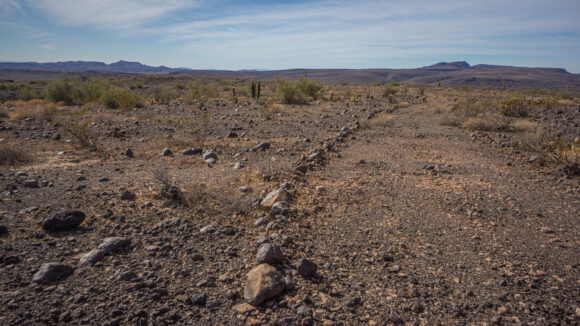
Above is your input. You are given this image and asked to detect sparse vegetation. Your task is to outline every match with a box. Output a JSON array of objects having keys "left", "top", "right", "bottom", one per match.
[
  {"left": 275, "top": 77, "right": 323, "bottom": 104},
  {"left": 0, "top": 141, "right": 32, "bottom": 166},
  {"left": 44, "top": 74, "right": 78, "bottom": 104},
  {"left": 60, "top": 107, "right": 96, "bottom": 150},
  {"left": 153, "top": 86, "right": 178, "bottom": 103},
  {"left": 8, "top": 100, "right": 57, "bottom": 121},
  {"left": 99, "top": 86, "right": 142, "bottom": 109}
]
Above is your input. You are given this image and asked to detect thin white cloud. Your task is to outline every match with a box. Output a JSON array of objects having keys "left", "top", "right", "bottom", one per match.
[
  {"left": 29, "top": 0, "right": 200, "bottom": 29},
  {"left": 0, "top": 0, "right": 23, "bottom": 15},
  {"left": 38, "top": 43, "right": 55, "bottom": 50}
]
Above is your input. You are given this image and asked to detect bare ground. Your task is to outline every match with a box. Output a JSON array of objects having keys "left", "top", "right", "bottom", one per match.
[{"left": 0, "top": 87, "right": 578, "bottom": 325}]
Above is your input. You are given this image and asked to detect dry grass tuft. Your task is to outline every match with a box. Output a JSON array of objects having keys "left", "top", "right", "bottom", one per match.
[
  {"left": 0, "top": 141, "right": 32, "bottom": 166},
  {"left": 8, "top": 100, "right": 57, "bottom": 121},
  {"left": 461, "top": 115, "right": 509, "bottom": 132}
]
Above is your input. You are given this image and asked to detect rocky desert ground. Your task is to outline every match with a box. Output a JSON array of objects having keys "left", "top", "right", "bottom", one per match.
[{"left": 0, "top": 75, "right": 578, "bottom": 325}]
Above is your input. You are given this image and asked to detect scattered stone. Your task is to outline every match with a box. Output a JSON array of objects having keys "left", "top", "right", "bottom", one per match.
[
  {"left": 254, "top": 217, "right": 269, "bottom": 227},
  {"left": 98, "top": 237, "right": 131, "bottom": 254},
  {"left": 260, "top": 188, "right": 289, "bottom": 209},
  {"left": 120, "top": 191, "right": 136, "bottom": 200},
  {"left": 153, "top": 218, "right": 182, "bottom": 229},
  {"left": 232, "top": 303, "right": 256, "bottom": 314},
  {"left": 182, "top": 148, "right": 202, "bottom": 155},
  {"left": 41, "top": 210, "right": 86, "bottom": 232},
  {"left": 23, "top": 179, "right": 39, "bottom": 188},
  {"left": 79, "top": 249, "right": 105, "bottom": 265},
  {"left": 295, "top": 258, "right": 317, "bottom": 277},
  {"left": 296, "top": 305, "right": 313, "bottom": 319},
  {"left": 125, "top": 148, "right": 134, "bottom": 158},
  {"left": 234, "top": 162, "right": 244, "bottom": 170},
  {"left": 257, "top": 243, "right": 284, "bottom": 264},
  {"left": 240, "top": 186, "right": 252, "bottom": 193},
  {"left": 221, "top": 226, "right": 236, "bottom": 235},
  {"left": 227, "top": 131, "right": 238, "bottom": 138},
  {"left": 200, "top": 225, "right": 216, "bottom": 234},
  {"left": 15, "top": 171, "right": 28, "bottom": 177},
  {"left": 388, "top": 265, "right": 401, "bottom": 273},
  {"left": 161, "top": 148, "right": 173, "bottom": 156},
  {"left": 244, "top": 263, "right": 285, "bottom": 306},
  {"left": 191, "top": 294, "right": 207, "bottom": 306},
  {"left": 294, "top": 165, "right": 308, "bottom": 174},
  {"left": 346, "top": 296, "right": 362, "bottom": 307},
  {"left": 76, "top": 175, "right": 86, "bottom": 181},
  {"left": 254, "top": 142, "right": 270, "bottom": 151},
  {"left": 527, "top": 154, "right": 540, "bottom": 163},
  {"left": 202, "top": 150, "right": 217, "bottom": 163},
  {"left": 98, "top": 177, "right": 110, "bottom": 182},
  {"left": 0, "top": 224, "right": 8, "bottom": 235},
  {"left": 270, "top": 201, "right": 289, "bottom": 216},
  {"left": 32, "top": 262, "right": 74, "bottom": 284},
  {"left": 116, "top": 270, "right": 137, "bottom": 281}
]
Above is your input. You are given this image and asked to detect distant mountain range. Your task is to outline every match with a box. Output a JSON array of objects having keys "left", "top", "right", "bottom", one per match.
[
  {"left": 0, "top": 60, "right": 174, "bottom": 74},
  {"left": 1, "top": 60, "right": 579, "bottom": 91}
]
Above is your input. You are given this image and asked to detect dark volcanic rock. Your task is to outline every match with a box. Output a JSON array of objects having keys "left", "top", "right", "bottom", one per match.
[
  {"left": 41, "top": 210, "right": 86, "bottom": 232},
  {"left": 295, "top": 258, "right": 317, "bottom": 277},
  {"left": 257, "top": 243, "right": 284, "bottom": 264},
  {"left": 79, "top": 249, "right": 105, "bottom": 265},
  {"left": 32, "top": 262, "right": 74, "bottom": 284}
]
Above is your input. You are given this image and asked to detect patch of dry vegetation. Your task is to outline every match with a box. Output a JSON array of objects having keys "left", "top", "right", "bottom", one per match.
[
  {"left": 7, "top": 100, "right": 57, "bottom": 121},
  {"left": 0, "top": 140, "right": 32, "bottom": 166}
]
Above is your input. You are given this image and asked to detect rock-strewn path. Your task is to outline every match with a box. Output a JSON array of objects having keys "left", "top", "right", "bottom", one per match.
[{"left": 297, "top": 98, "right": 579, "bottom": 324}]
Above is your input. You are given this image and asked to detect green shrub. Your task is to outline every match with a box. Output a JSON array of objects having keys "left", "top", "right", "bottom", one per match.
[
  {"left": 99, "top": 87, "right": 141, "bottom": 109},
  {"left": 17, "top": 86, "right": 42, "bottom": 101},
  {"left": 276, "top": 79, "right": 306, "bottom": 104},
  {"left": 79, "top": 78, "right": 109, "bottom": 103},
  {"left": 383, "top": 84, "right": 398, "bottom": 97},
  {"left": 153, "top": 86, "right": 178, "bottom": 103},
  {"left": 44, "top": 74, "right": 78, "bottom": 105},
  {"left": 184, "top": 80, "right": 219, "bottom": 103},
  {"left": 497, "top": 97, "right": 529, "bottom": 117},
  {"left": 275, "top": 77, "right": 323, "bottom": 104},
  {"left": 298, "top": 77, "right": 323, "bottom": 98}
]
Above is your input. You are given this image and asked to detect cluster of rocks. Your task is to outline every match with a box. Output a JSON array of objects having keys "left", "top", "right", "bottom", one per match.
[
  {"left": 242, "top": 185, "right": 318, "bottom": 308},
  {"left": 30, "top": 210, "right": 131, "bottom": 284}
]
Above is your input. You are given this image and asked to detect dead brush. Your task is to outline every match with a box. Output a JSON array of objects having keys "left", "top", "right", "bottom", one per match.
[
  {"left": 60, "top": 108, "right": 97, "bottom": 151},
  {"left": 152, "top": 167, "right": 186, "bottom": 204},
  {"left": 259, "top": 102, "right": 281, "bottom": 120},
  {"left": 0, "top": 140, "right": 32, "bottom": 166},
  {"left": 8, "top": 100, "right": 57, "bottom": 121},
  {"left": 520, "top": 129, "right": 580, "bottom": 176}
]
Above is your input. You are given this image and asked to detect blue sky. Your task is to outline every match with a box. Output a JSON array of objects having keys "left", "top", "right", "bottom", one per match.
[{"left": 1, "top": 0, "right": 579, "bottom": 72}]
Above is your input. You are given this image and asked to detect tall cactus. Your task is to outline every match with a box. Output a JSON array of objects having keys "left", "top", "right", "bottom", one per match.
[
  {"left": 251, "top": 82, "right": 256, "bottom": 99},
  {"left": 257, "top": 82, "right": 261, "bottom": 99}
]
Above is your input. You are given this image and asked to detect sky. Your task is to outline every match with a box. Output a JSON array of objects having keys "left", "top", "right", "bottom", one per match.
[{"left": 1, "top": 0, "right": 579, "bottom": 72}]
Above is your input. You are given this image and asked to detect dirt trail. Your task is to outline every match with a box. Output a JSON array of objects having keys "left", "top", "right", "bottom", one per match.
[{"left": 298, "top": 97, "right": 579, "bottom": 324}]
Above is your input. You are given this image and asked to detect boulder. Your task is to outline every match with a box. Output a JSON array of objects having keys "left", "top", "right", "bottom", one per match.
[
  {"left": 244, "top": 264, "right": 285, "bottom": 306},
  {"left": 41, "top": 210, "right": 86, "bottom": 232},
  {"left": 32, "top": 262, "right": 73, "bottom": 284}
]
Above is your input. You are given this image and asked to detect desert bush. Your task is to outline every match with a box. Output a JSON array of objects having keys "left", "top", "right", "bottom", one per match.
[
  {"left": 298, "top": 77, "right": 323, "bottom": 98},
  {"left": 184, "top": 80, "right": 219, "bottom": 103},
  {"left": 0, "top": 141, "right": 32, "bottom": 166},
  {"left": 44, "top": 74, "right": 79, "bottom": 105},
  {"left": 61, "top": 117, "right": 96, "bottom": 150},
  {"left": 8, "top": 100, "right": 57, "bottom": 121},
  {"left": 99, "top": 86, "right": 141, "bottom": 109},
  {"left": 275, "top": 77, "right": 323, "bottom": 104},
  {"left": 79, "top": 78, "right": 109, "bottom": 103},
  {"left": 153, "top": 86, "right": 178, "bottom": 103},
  {"left": 259, "top": 102, "right": 281, "bottom": 120},
  {"left": 497, "top": 97, "right": 529, "bottom": 117},
  {"left": 462, "top": 115, "right": 509, "bottom": 132},
  {"left": 17, "top": 86, "right": 42, "bottom": 101},
  {"left": 276, "top": 79, "right": 306, "bottom": 104},
  {"left": 383, "top": 83, "right": 398, "bottom": 97}
]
